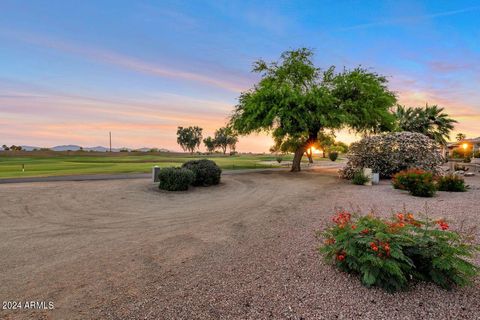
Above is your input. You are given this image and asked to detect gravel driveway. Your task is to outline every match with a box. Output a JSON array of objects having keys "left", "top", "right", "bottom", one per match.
[{"left": 1, "top": 170, "right": 479, "bottom": 319}]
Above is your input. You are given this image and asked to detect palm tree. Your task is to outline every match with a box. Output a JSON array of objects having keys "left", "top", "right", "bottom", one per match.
[
  {"left": 456, "top": 133, "right": 466, "bottom": 141},
  {"left": 394, "top": 104, "right": 457, "bottom": 145}
]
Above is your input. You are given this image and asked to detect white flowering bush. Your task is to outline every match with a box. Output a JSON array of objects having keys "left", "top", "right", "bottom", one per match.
[{"left": 341, "top": 132, "right": 444, "bottom": 179}]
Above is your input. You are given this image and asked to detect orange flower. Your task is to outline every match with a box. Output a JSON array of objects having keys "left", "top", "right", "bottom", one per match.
[
  {"left": 332, "top": 212, "right": 352, "bottom": 229},
  {"left": 336, "top": 251, "right": 346, "bottom": 261},
  {"left": 360, "top": 228, "right": 369, "bottom": 234},
  {"left": 407, "top": 213, "right": 414, "bottom": 220},
  {"left": 324, "top": 238, "right": 336, "bottom": 245},
  {"left": 370, "top": 242, "right": 379, "bottom": 251},
  {"left": 396, "top": 213, "right": 404, "bottom": 221},
  {"left": 435, "top": 219, "right": 449, "bottom": 231},
  {"left": 351, "top": 225, "right": 357, "bottom": 230}
]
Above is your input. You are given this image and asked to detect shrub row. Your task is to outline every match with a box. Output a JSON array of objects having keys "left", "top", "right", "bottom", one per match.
[
  {"left": 319, "top": 211, "right": 479, "bottom": 292},
  {"left": 158, "top": 159, "right": 222, "bottom": 191},
  {"left": 392, "top": 169, "right": 468, "bottom": 197}
]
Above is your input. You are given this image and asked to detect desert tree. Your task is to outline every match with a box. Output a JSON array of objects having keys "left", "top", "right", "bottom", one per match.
[
  {"left": 317, "top": 131, "right": 336, "bottom": 158},
  {"left": 230, "top": 48, "right": 397, "bottom": 171},
  {"left": 214, "top": 126, "right": 238, "bottom": 154},
  {"left": 8, "top": 145, "right": 22, "bottom": 151},
  {"left": 394, "top": 105, "right": 457, "bottom": 145},
  {"left": 176, "top": 126, "right": 203, "bottom": 154},
  {"left": 203, "top": 136, "right": 216, "bottom": 153}
]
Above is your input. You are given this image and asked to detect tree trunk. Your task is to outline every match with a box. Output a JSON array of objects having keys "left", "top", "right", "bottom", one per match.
[{"left": 291, "top": 146, "right": 304, "bottom": 172}]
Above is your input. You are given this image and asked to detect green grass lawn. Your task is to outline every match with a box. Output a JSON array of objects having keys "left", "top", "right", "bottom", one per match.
[{"left": 0, "top": 151, "right": 334, "bottom": 179}]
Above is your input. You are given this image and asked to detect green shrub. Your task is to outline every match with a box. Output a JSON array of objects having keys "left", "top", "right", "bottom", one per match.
[
  {"left": 276, "top": 156, "right": 283, "bottom": 163},
  {"left": 464, "top": 156, "right": 472, "bottom": 163},
  {"left": 474, "top": 151, "right": 480, "bottom": 158},
  {"left": 182, "top": 159, "right": 222, "bottom": 186},
  {"left": 437, "top": 174, "right": 468, "bottom": 192},
  {"left": 158, "top": 167, "right": 195, "bottom": 191},
  {"left": 452, "top": 149, "right": 464, "bottom": 159},
  {"left": 392, "top": 169, "right": 436, "bottom": 197},
  {"left": 318, "top": 211, "right": 479, "bottom": 292},
  {"left": 328, "top": 151, "right": 338, "bottom": 161},
  {"left": 352, "top": 170, "right": 369, "bottom": 185}
]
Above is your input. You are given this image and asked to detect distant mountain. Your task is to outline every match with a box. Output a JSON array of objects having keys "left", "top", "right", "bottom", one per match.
[
  {"left": 134, "top": 147, "right": 171, "bottom": 152},
  {"left": 21, "top": 145, "right": 41, "bottom": 151},
  {"left": 84, "top": 146, "right": 110, "bottom": 152},
  {"left": 15, "top": 145, "right": 171, "bottom": 152},
  {"left": 51, "top": 145, "right": 82, "bottom": 151}
]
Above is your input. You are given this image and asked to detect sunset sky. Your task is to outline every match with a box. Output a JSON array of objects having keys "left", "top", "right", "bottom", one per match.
[{"left": 1, "top": 1, "right": 479, "bottom": 152}]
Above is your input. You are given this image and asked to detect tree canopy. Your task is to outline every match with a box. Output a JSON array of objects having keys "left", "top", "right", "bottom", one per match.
[
  {"left": 176, "top": 126, "right": 203, "bottom": 154},
  {"left": 214, "top": 126, "right": 238, "bottom": 154},
  {"left": 230, "top": 48, "right": 397, "bottom": 171},
  {"left": 456, "top": 133, "right": 466, "bottom": 142},
  {"left": 203, "top": 136, "right": 216, "bottom": 153},
  {"left": 394, "top": 105, "right": 456, "bottom": 145}
]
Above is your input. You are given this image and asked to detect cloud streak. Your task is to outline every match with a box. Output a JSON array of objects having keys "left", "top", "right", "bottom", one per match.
[
  {"left": 340, "top": 5, "right": 480, "bottom": 31},
  {"left": 0, "top": 30, "right": 248, "bottom": 93}
]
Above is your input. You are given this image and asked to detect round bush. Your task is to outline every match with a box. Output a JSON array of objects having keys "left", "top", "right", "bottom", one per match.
[
  {"left": 392, "top": 169, "right": 436, "bottom": 197},
  {"left": 328, "top": 151, "right": 338, "bottom": 161},
  {"left": 341, "top": 132, "right": 443, "bottom": 179},
  {"left": 158, "top": 167, "right": 195, "bottom": 191},
  {"left": 437, "top": 174, "right": 468, "bottom": 192},
  {"left": 182, "top": 159, "right": 222, "bottom": 186}
]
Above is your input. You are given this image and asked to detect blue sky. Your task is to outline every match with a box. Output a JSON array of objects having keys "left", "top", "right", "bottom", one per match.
[{"left": 1, "top": 0, "right": 479, "bottom": 151}]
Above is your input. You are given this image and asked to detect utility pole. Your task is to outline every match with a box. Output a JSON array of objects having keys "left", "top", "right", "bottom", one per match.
[{"left": 109, "top": 132, "right": 112, "bottom": 152}]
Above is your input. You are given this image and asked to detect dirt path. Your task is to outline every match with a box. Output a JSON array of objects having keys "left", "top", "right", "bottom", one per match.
[{"left": 1, "top": 170, "right": 479, "bottom": 319}]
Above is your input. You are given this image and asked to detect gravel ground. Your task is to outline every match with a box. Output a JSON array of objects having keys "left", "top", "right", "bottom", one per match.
[{"left": 1, "top": 169, "right": 479, "bottom": 319}]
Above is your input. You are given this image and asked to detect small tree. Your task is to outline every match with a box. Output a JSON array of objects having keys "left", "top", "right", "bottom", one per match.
[
  {"left": 227, "top": 134, "right": 238, "bottom": 154},
  {"left": 2, "top": 145, "right": 9, "bottom": 151},
  {"left": 214, "top": 126, "right": 237, "bottom": 154},
  {"left": 456, "top": 133, "right": 466, "bottom": 141},
  {"left": 318, "top": 131, "right": 336, "bottom": 158},
  {"left": 177, "top": 126, "right": 203, "bottom": 154},
  {"left": 203, "top": 137, "right": 216, "bottom": 153},
  {"left": 230, "top": 48, "right": 397, "bottom": 171},
  {"left": 9, "top": 145, "right": 22, "bottom": 151}
]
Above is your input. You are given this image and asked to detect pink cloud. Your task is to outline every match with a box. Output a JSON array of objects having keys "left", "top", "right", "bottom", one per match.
[{"left": 0, "top": 30, "right": 249, "bottom": 93}]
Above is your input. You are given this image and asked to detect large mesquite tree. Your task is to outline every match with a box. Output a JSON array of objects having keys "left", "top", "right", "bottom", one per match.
[{"left": 230, "top": 48, "right": 397, "bottom": 171}]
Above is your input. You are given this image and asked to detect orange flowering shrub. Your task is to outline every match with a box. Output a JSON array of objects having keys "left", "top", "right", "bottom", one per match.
[
  {"left": 318, "top": 211, "right": 479, "bottom": 292},
  {"left": 392, "top": 169, "right": 436, "bottom": 197}
]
